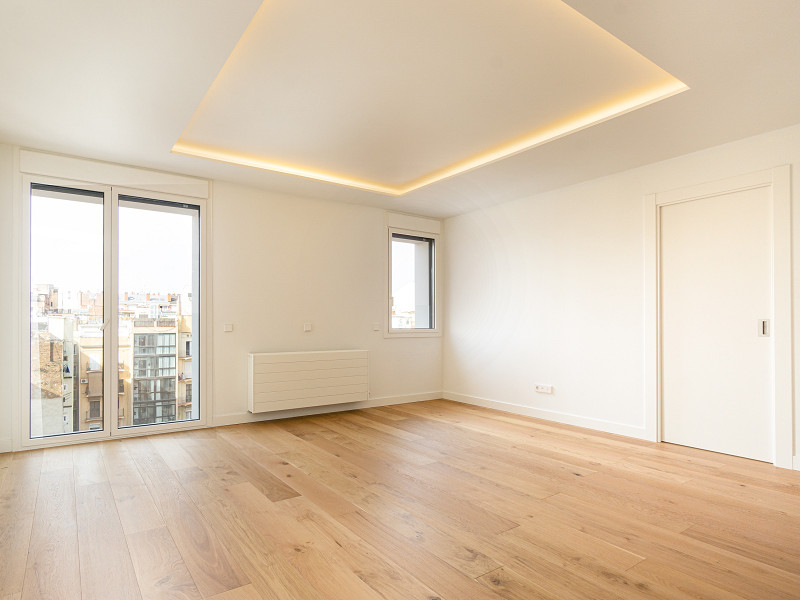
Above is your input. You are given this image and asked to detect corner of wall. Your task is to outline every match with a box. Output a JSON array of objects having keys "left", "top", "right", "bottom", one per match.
[{"left": 443, "top": 391, "right": 649, "bottom": 441}]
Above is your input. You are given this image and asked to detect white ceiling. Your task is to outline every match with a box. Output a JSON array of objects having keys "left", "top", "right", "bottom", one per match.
[
  {"left": 0, "top": 0, "right": 798, "bottom": 218},
  {"left": 174, "top": 0, "right": 685, "bottom": 195}
]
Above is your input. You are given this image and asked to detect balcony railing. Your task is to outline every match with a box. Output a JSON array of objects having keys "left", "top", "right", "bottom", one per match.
[
  {"left": 133, "top": 396, "right": 177, "bottom": 404},
  {"left": 133, "top": 318, "right": 176, "bottom": 328}
]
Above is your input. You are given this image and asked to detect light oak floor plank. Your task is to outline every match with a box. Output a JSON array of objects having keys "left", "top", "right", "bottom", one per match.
[
  {"left": 0, "top": 452, "right": 42, "bottom": 599},
  {"left": 127, "top": 526, "right": 203, "bottom": 600},
  {"left": 21, "top": 469, "right": 80, "bottom": 600},
  {"left": 2, "top": 400, "right": 799, "bottom": 599},
  {"left": 40, "top": 447, "right": 72, "bottom": 473},
  {"left": 125, "top": 438, "right": 249, "bottom": 598},
  {"left": 101, "top": 440, "right": 165, "bottom": 536},
  {"left": 72, "top": 442, "right": 108, "bottom": 486},
  {"left": 206, "top": 584, "right": 264, "bottom": 600},
  {"left": 75, "top": 481, "right": 141, "bottom": 600}
]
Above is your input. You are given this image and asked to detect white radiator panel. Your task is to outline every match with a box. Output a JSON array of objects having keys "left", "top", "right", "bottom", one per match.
[{"left": 248, "top": 350, "right": 368, "bottom": 413}]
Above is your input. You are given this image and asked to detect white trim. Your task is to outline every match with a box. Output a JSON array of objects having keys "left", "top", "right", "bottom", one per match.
[
  {"left": 643, "top": 193, "right": 659, "bottom": 442},
  {"left": 644, "top": 166, "right": 793, "bottom": 469},
  {"left": 202, "top": 183, "right": 214, "bottom": 435},
  {"left": 0, "top": 438, "right": 12, "bottom": 454},
  {"left": 10, "top": 148, "right": 22, "bottom": 451},
  {"left": 386, "top": 212, "right": 441, "bottom": 234},
  {"left": 107, "top": 177, "right": 118, "bottom": 437},
  {"left": 19, "top": 149, "right": 209, "bottom": 199},
  {"left": 212, "top": 391, "right": 442, "bottom": 426},
  {"left": 11, "top": 419, "right": 215, "bottom": 451},
  {"left": 443, "top": 391, "right": 648, "bottom": 440},
  {"left": 771, "top": 165, "right": 793, "bottom": 469},
  {"left": 20, "top": 175, "right": 112, "bottom": 449},
  {"left": 110, "top": 187, "right": 210, "bottom": 436},
  {"left": 650, "top": 169, "right": 773, "bottom": 206}
]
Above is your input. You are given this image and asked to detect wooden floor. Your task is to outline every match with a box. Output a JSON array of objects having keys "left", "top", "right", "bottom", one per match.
[{"left": 1, "top": 400, "right": 800, "bottom": 600}]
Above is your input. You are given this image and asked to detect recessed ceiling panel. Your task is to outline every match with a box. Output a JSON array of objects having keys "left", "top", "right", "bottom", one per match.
[{"left": 174, "top": 0, "right": 687, "bottom": 195}]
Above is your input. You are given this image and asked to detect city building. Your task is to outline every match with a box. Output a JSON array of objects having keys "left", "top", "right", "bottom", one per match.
[{"left": 29, "top": 290, "right": 192, "bottom": 436}]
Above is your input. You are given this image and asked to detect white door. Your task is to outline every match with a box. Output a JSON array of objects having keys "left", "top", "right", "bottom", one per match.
[{"left": 660, "top": 186, "right": 772, "bottom": 462}]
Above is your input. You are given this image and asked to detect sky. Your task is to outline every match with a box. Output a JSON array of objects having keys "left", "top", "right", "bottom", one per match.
[
  {"left": 31, "top": 192, "right": 417, "bottom": 310},
  {"left": 391, "top": 239, "right": 417, "bottom": 311},
  {"left": 30, "top": 194, "right": 195, "bottom": 295}
]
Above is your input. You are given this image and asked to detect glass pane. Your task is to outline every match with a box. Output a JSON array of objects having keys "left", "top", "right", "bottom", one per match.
[
  {"left": 118, "top": 196, "right": 199, "bottom": 428},
  {"left": 391, "top": 234, "right": 434, "bottom": 329},
  {"left": 30, "top": 185, "right": 104, "bottom": 438}
]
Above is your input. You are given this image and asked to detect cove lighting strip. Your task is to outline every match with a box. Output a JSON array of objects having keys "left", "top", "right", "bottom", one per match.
[{"left": 172, "top": 79, "right": 687, "bottom": 197}]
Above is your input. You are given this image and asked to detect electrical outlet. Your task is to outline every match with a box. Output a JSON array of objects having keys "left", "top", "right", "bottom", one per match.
[{"left": 535, "top": 384, "right": 553, "bottom": 394}]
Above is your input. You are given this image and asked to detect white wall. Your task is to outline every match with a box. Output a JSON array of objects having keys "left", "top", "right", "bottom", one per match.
[
  {"left": 444, "top": 123, "right": 800, "bottom": 456},
  {"left": 0, "top": 150, "right": 441, "bottom": 451},
  {"left": 4, "top": 123, "right": 799, "bottom": 460},
  {"left": 209, "top": 181, "right": 442, "bottom": 425},
  {"left": 0, "top": 144, "right": 14, "bottom": 451}
]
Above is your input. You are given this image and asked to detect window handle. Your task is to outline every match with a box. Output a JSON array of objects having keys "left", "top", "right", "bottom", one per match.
[{"left": 100, "top": 319, "right": 110, "bottom": 331}]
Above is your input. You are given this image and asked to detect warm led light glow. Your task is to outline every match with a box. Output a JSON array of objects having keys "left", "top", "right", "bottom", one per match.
[
  {"left": 401, "top": 78, "right": 689, "bottom": 193},
  {"left": 171, "top": 142, "right": 401, "bottom": 195},
  {"left": 172, "top": 78, "right": 687, "bottom": 196}
]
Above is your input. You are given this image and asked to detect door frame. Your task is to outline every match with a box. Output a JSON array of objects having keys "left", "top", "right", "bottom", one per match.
[
  {"left": 18, "top": 174, "right": 112, "bottom": 448},
  {"left": 644, "top": 166, "right": 793, "bottom": 468},
  {"left": 12, "top": 149, "right": 212, "bottom": 451},
  {"left": 110, "top": 187, "right": 209, "bottom": 438}
]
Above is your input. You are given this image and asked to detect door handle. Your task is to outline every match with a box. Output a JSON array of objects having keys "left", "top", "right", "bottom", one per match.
[{"left": 758, "top": 319, "right": 770, "bottom": 337}]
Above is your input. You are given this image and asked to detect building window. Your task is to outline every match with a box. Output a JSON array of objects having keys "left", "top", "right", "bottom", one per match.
[
  {"left": 135, "top": 357, "right": 155, "bottom": 378},
  {"left": 389, "top": 232, "right": 436, "bottom": 331},
  {"left": 156, "top": 355, "right": 176, "bottom": 376},
  {"left": 157, "top": 333, "right": 176, "bottom": 355},
  {"left": 89, "top": 400, "right": 101, "bottom": 419}
]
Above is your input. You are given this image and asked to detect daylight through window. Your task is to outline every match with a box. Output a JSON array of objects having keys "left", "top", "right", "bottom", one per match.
[{"left": 390, "top": 232, "right": 435, "bottom": 330}]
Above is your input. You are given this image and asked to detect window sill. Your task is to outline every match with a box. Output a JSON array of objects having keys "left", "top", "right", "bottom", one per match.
[{"left": 385, "top": 329, "right": 441, "bottom": 339}]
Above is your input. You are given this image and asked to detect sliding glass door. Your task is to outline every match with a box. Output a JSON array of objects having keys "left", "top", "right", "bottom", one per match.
[
  {"left": 26, "top": 178, "right": 202, "bottom": 443},
  {"left": 29, "top": 184, "right": 106, "bottom": 438},
  {"left": 117, "top": 195, "right": 200, "bottom": 429}
]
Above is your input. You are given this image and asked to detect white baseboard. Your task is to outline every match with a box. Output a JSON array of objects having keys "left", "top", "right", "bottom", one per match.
[
  {"left": 0, "top": 438, "right": 12, "bottom": 453},
  {"left": 793, "top": 455, "right": 800, "bottom": 471},
  {"left": 443, "top": 391, "right": 648, "bottom": 440},
  {"left": 212, "top": 391, "right": 442, "bottom": 427}
]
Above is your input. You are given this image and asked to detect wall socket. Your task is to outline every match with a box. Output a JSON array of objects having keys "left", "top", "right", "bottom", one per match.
[{"left": 534, "top": 384, "right": 553, "bottom": 394}]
